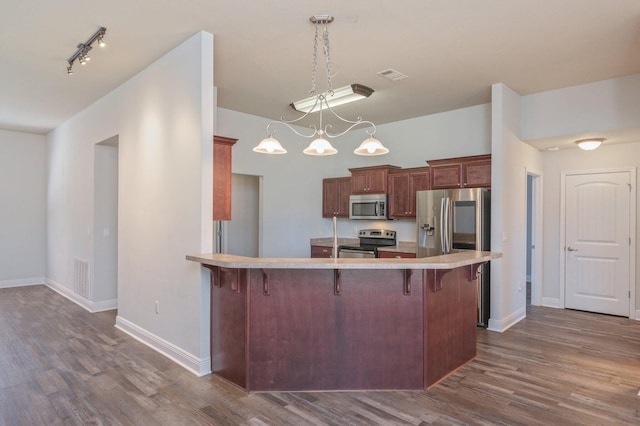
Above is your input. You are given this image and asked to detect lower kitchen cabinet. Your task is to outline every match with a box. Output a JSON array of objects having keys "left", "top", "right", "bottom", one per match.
[
  {"left": 311, "top": 245, "right": 333, "bottom": 258},
  {"left": 378, "top": 250, "right": 416, "bottom": 259}
]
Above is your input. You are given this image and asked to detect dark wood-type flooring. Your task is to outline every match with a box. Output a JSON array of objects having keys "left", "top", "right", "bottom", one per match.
[{"left": 1, "top": 285, "right": 639, "bottom": 425}]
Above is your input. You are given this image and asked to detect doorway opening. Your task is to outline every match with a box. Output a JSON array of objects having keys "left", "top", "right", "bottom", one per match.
[
  {"left": 216, "top": 174, "right": 261, "bottom": 257},
  {"left": 526, "top": 170, "right": 542, "bottom": 307},
  {"left": 93, "top": 136, "right": 119, "bottom": 309}
]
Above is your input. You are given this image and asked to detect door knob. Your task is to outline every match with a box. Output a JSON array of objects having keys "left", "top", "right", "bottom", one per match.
[{"left": 567, "top": 247, "right": 578, "bottom": 252}]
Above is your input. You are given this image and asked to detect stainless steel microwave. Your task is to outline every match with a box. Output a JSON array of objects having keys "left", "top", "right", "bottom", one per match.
[{"left": 349, "top": 194, "right": 388, "bottom": 220}]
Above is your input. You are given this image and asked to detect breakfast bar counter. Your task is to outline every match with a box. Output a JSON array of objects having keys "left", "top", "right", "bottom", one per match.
[{"left": 187, "top": 251, "right": 501, "bottom": 392}]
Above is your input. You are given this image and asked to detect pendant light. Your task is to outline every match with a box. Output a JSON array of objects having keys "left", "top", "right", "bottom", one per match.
[{"left": 253, "top": 15, "right": 388, "bottom": 157}]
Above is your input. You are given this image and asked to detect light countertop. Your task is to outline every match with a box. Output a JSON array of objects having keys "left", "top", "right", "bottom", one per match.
[{"left": 186, "top": 250, "right": 501, "bottom": 270}]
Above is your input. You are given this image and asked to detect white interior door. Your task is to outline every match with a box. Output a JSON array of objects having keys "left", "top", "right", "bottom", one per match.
[{"left": 564, "top": 171, "right": 631, "bottom": 316}]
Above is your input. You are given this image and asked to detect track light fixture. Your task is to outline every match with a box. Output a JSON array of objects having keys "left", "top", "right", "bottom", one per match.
[{"left": 67, "top": 27, "right": 107, "bottom": 75}]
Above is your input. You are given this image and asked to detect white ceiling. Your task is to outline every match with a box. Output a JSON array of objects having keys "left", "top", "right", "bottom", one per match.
[{"left": 2, "top": 0, "right": 640, "bottom": 151}]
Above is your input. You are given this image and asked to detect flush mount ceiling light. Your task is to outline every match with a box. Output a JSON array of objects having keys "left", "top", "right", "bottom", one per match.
[
  {"left": 253, "top": 15, "right": 388, "bottom": 157},
  {"left": 67, "top": 27, "right": 107, "bottom": 75},
  {"left": 575, "top": 138, "right": 605, "bottom": 150}
]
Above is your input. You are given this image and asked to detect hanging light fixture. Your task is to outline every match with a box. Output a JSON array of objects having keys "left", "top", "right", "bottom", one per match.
[
  {"left": 67, "top": 27, "right": 107, "bottom": 75},
  {"left": 253, "top": 15, "right": 388, "bottom": 157},
  {"left": 575, "top": 138, "right": 605, "bottom": 150}
]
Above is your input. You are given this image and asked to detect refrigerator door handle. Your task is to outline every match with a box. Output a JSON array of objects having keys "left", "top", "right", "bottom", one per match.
[
  {"left": 439, "top": 198, "right": 446, "bottom": 253},
  {"left": 444, "top": 197, "right": 450, "bottom": 253}
]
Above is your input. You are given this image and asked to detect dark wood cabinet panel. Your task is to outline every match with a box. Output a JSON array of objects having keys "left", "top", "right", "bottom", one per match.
[
  {"left": 206, "top": 264, "right": 480, "bottom": 392},
  {"left": 364, "top": 169, "right": 387, "bottom": 193},
  {"left": 388, "top": 167, "right": 430, "bottom": 218},
  {"left": 213, "top": 135, "right": 237, "bottom": 221},
  {"left": 349, "top": 165, "right": 400, "bottom": 194},
  {"left": 248, "top": 269, "right": 424, "bottom": 391},
  {"left": 248, "top": 269, "right": 339, "bottom": 391},
  {"left": 310, "top": 245, "right": 333, "bottom": 258},
  {"left": 424, "top": 267, "right": 477, "bottom": 388},
  {"left": 322, "top": 177, "right": 351, "bottom": 218},
  {"left": 427, "top": 155, "right": 491, "bottom": 190},
  {"left": 350, "top": 171, "right": 369, "bottom": 194},
  {"left": 207, "top": 266, "right": 247, "bottom": 388},
  {"left": 389, "top": 173, "right": 411, "bottom": 217},
  {"left": 337, "top": 270, "right": 424, "bottom": 390},
  {"left": 463, "top": 157, "right": 492, "bottom": 188},
  {"left": 430, "top": 163, "right": 463, "bottom": 189},
  {"left": 378, "top": 250, "right": 416, "bottom": 259}
]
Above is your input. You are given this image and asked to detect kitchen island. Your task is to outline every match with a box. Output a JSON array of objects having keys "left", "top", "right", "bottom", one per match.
[{"left": 186, "top": 251, "right": 501, "bottom": 392}]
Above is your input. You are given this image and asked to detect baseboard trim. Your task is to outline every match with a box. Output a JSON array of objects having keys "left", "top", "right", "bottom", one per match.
[
  {"left": 115, "top": 315, "right": 211, "bottom": 377},
  {"left": 542, "top": 297, "right": 561, "bottom": 308},
  {"left": 45, "top": 278, "right": 117, "bottom": 313},
  {"left": 487, "top": 306, "right": 526, "bottom": 333},
  {"left": 0, "top": 277, "right": 45, "bottom": 289},
  {"left": 635, "top": 310, "right": 640, "bottom": 321}
]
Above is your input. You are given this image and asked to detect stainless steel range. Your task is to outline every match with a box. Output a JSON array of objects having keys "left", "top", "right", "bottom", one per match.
[{"left": 338, "top": 229, "right": 397, "bottom": 258}]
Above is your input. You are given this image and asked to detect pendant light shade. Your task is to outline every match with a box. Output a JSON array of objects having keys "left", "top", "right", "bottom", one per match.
[
  {"left": 354, "top": 136, "right": 389, "bottom": 156},
  {"left": 303, "top": 137, "right": 337, "bottom": 156},
  {"left": 253, "top": 136, "right": 287, "bottom": 154}
]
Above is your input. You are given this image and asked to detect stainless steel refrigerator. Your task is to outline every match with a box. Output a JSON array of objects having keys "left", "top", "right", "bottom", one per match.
[{"left": 416, "top": 188, "right": 491, "bottom": 327}]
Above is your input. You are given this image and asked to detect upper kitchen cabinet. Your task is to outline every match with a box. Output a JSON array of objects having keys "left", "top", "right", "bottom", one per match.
[
  {"left": 322, "top": 177, "right": 351, "bottom": 218},
  {"left": 388, "top": 167, "right": 430, "bottom": 219},
  {"left": 213, "top": 135, "right": 237, "bottom": 221},
  {"left": 427, "top": 154, "right": 491, "bottom": 189},
  {"left": 349, "top": 165, "right": 400, "bottom": 194}
]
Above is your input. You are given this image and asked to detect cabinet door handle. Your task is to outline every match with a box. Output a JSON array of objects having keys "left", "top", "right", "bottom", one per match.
[{"left": 567, "top": 247, "right": 578, "bottom": 252}]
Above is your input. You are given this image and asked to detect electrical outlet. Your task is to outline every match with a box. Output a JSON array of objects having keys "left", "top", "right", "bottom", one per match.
[{"left": 154, "top": 300, "right": 160, "bottom": 315}]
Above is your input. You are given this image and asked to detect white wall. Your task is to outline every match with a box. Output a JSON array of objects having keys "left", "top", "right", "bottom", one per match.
[
  {"left": 521, "top": 73, "right": 640, "bottom": 140},
  {"left": 490, "top": 83, "right": 544, "bottom": 332},
  {"left": 0, "top": 129, "right": 46, "bottom": 287},
  {"left": 46, "top": 32, "right": 214, "bottom": 374},
  {"left": 216, "top": 103, "right": 491, "bottom": 256}
]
